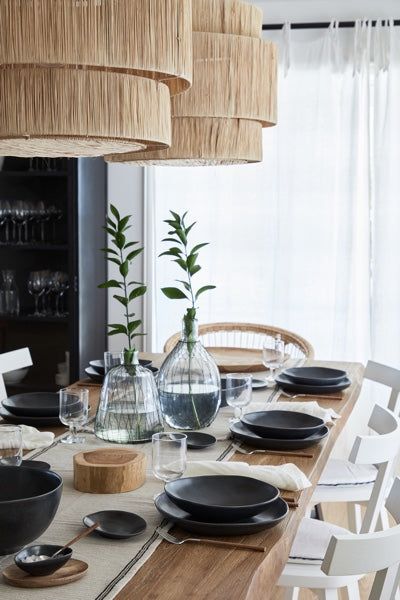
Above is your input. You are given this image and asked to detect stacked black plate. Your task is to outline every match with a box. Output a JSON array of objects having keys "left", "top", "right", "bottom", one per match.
[
  {"left": 230, "top": 409, "right": 329, "bottom": 450},
  {"left": 85, "top": 358, "right": 158, "bottom": 383},
  {"left": 0, "top": 392, "right": 61, "bottom": 426},
  {"left": 155, "top": 475, "right": 288, "bottom": 535},
  {"left": 276, "top": 366, "right": 351, "bottom": 395}
]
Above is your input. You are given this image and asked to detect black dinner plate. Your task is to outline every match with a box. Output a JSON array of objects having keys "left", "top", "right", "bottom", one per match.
[
  {"left": 283, "top": 367, "right": 347, "bottom": 386},
  {"left": 3, "top": 392, "right": 59, "bottom": 417},
  {"left": 164, "top": 475, "right": 279, "bottom": 522},
  {"left": 241, "top": 410, "right": 325, "bottom": 440},
  {"left": 186, "top": 432, "right": 216, "bottom": 450},
  {"left": 21, "top": 460, "right": 51, "bottom": 470},
  {"left": 83, "top": 510, "right": 147, "bottom": 539},
  {"left": 275, "top": 372, "right": 351, "bottom": 395},
  {"left": 155, "top": 493, "right": 289, "bottom": 536},
  {"left": 230, "top": 420, "right": 329, "bottom": 450},
  {"left": 90, "top": 358, "right": 153, "bottom": 376},
  {"left": 0, "top": 405, "right": 61, "bottom": 426}
]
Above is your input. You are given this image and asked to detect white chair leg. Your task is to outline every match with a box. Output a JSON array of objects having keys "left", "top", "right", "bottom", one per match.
[
  {"left": 345, "top": 581, "right": 360, "bottom": 600},
  {"left": 280, "top": 587, "right": 299, "bottom": 600},
  {"left": 376, "top": 507, "right": 390, "bottom": 531},
  {"left": 311, "top": 588, "right": 339, "bottom": 599},
  {"left": 347, "top": 503, "right": 362, "bottom": 533}
]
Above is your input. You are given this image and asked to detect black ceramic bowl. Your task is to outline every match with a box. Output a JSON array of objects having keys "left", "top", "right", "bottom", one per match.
[
  {"left": 241, "top": 410, "right": 325, "bottom": 440},
  {"left": 90, "top": 358, "right": 153, "bottom": 376},
  {"left": 165, "top": 475, "right": 279, "bottom": 522},
  {"left": 15, "top": 544, "right": 72, "bottom": 576},
  {"left": 0, "top": 466, "right": 63, "bottom": 555}
]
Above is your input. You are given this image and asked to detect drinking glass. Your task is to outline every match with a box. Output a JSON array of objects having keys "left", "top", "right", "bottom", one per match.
[
  {"left": 0, "top": 425, "right": 22, "bottom": 466},
  {"left": 152, "top": 432, "right": 187, "bottom": 490},
  {"left": 225, "top": 373, "right": 252, "bottom": 422},
  {"left": 262, "top": 335, "right": 285, "bottom": 387},
  {"left": 104, "top": 351, "right": 123, "bottom": 374},
  {"left": 59, "top": 387, "right": 89, "bottom": 444},
  {"left": 27, "top": 270, "right": 46, "bottom": 316}
]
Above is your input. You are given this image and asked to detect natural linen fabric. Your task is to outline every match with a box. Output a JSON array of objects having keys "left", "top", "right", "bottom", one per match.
[
  {"left": 244, "top": 401, "right": 340, "bottom": 424},
  {"left": 185, "top": 460, "right": 311, "bottom": 492}
]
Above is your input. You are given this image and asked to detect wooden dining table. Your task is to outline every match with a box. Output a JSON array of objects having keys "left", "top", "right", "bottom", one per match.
[{"left": 10, "top": 356, "right": 364, "bottom": 600}]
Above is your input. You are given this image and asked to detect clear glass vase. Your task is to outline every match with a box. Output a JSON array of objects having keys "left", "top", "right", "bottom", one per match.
[
  {"left": 94, "top": 350, "right": 164, "bottom": 443},
  {"left": 158, "top": 318, "right": 221, "bottom": 430}
]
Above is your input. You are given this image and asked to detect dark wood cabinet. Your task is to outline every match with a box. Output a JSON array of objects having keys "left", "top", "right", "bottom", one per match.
[{"left": 0, "top": 157, "right": 107, "bottom": 393}]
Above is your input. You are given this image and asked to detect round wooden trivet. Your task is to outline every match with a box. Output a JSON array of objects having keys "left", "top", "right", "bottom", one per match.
[
  {"left": 3, "top": 559, "right": 88, "bottom": 588},
  {"left": 73, "top": 447, "right": 147, "bottom": 494}
]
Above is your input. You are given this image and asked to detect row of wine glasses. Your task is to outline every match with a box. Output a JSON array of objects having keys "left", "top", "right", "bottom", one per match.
[
  {"left": 27, "top": 270, "right": 69, "bottom": 317},
  {"left": 0, "top": 270, "right": 20, "bottom": 316},
  {"left": 0, "top": 199, "right": 63, "bottom": 245}
]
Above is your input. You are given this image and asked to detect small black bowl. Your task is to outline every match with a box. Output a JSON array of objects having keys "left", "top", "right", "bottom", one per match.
[
  {"left": 15, "top": 544, "right": 72, "bottom": 577},
  {"left": 241, "top": 410, "right": 325, "bottom": 440}
]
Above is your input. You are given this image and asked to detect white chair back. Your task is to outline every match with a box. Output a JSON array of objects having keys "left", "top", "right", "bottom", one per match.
[
  {"left": 348, "top": 404, "right": 400, "bottom": 534},
  {"left": 322, "top": 477, "right": 400, "bottom": 600},
  {"left": 364, "top": 360, "right": 400, "bottom": 415},
  {"left": 0, "top": 348, "right": 32, "bottom": 401}
]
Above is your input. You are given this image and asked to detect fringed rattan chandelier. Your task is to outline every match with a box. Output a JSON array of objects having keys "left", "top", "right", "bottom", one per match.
[
  {"left": 0, "top": 0, "right": 193, "bottom": 157},
  {"left": 105, "top": 0, "right": 277, "bottom": 166}
]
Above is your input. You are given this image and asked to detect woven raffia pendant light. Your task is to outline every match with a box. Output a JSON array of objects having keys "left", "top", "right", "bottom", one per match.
[
  {"left": 0, "top": 0, "right": 193, "bottom": 157},
  {"left": 105, "top": 0, "right": 277, "bottom": 166}
]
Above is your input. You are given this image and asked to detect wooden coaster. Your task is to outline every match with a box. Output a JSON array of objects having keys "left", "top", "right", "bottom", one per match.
[
  {"left": 3, "top": 559, "right": 88, "bottom": 588},
  {"left": 73, "top": 447, "right": 147, "bottom": 494}
]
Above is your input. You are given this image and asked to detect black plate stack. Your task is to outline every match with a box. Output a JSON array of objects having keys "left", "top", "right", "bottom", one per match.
[
  {"left": 275, "top": 366, "right": 351, "bottom": 395},
  {"left": 154, "top": 475, "right": 289, "bottom": 535},
  {"left": 85, "top": 359, "right": 158, "bottom": 383},
  {"left": 0, "top": 392, "right": 61, "bottom": 426}
]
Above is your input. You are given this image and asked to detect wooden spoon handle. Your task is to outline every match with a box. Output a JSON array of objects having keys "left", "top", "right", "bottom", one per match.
[
  {"left": 191, "top": 538, "right": 266, "bottom": 552},
  {"left": 53, "top": 522, "right": 99, "bottom": 556}
]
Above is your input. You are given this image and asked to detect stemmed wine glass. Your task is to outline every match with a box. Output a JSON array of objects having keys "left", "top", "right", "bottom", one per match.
[
  {"left": 225, "top": 373, "right": 252, "bottom": 422},
  {"left": 59, "top": 387, "right": 89, "bottom": 444},
  {"left": 27, "top": 271, "right": 46, "bottom": 316},
  {"left": 152, "top": 433, "right": 187, "bottom": 497},
  {"left": 53, "top": 271, "right": 69, "bottom": 316},
  {"left": 262, "top": 334, "right": 285, "bottom": 387}
]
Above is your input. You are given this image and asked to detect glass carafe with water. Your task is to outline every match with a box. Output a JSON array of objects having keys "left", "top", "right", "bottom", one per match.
[{"left": 157, "top": 318, "right": 221, "bottom": 430}]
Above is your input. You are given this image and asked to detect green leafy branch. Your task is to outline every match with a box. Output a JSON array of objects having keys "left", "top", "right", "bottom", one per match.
[
  {"left": 159, "top": 210, "right": 215, "bottom": 326},
  {"left": 98, "top": 204, "right": 146, "bottom": 360}
]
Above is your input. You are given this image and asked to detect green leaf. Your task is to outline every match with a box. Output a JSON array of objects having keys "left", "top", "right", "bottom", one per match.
[
  {"left": 170, "top": 210, "right": 181, "bottom": 222},
  {"left": 115, "top": 232, "right": 126, "bottom": 250},
  {"left": 98, "top": 280, "right": 121, "bottom": 289},
  {"left": 118, "top": 216, "right": 130, "bottom": 232},
  {"left": 129, "top": 286, "right": 147, "bottom": 301},
  {"left": 159, "top": 248, "right": 182, "bottom": 258},
  {"left": 174, "top": 258, "right": 188, "bottom": 272},
  {"left": 104, "top": 226, "right": 116, "bottom": 237},
  {"left": 190, "top": 242, "right": 209, "bottom": 255},
  {"left": 127, "top": 281, "right": 144, "bottom": 287},
  {"left": 107, "top": 257, "right": 121, "bottom": 266},
  {"left": 119, "top": 261, "right": 129, "bottom": 278},
  {"left": 110, "top": 204, "right": 121, "bottom": 221},
  {"left": 107, "top": 324, "right": 127, "bottom": 334},
  {"left": 195, "top": 285, "right": 216, "bottom": 300},
  {"left": 186, "top": 253, "right": 198, "bottom": 271},
  {"left": 108, "top": 329, "right": 124, "bottom": 337},
  {"left": 125, "top": 241, "right": 139, "bottom": 249},
  {"left": 128, "top": 320, "right": 142, "bottom": 334},
  {"left": 162, "top": 237, "right": 180, "bottom": 244},
  {"left": 161, "top": 287, "right": 188, "bottom": 300},
  {"left": 101, "top": 247, "right": 119, "bottom": 256},
  {"left": 176, "top": 279, "right": 191, "bottom": 292},
  {"left": 126, "top": 248, "right": 143, "bottom": 262},
  {"left": 185, "top": 221, "right": 196, "bottom": 235},
  {"left": 113, "top": 294, "right": 129, "bottom": 307},
  {"left": 106, "top": 217, "right": 117, "bottom": 230},
  {"left": 175, "top": 228, "right": 187, "bottom": 245},
  {"left": 190, "top": 264, "right": 201, "bottom": 276}
]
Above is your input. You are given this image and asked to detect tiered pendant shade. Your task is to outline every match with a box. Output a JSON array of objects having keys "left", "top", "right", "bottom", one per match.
[
  {"left": 0, "top": 0, "right": 193, "bottom": 157},
  {"left": 106, "top": 0, "right": 277, "bottom": 166}
]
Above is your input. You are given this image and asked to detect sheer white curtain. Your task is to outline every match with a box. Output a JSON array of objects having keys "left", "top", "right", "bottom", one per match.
[{"left": 147, "top": 24, "right": 375, "bottom": 361}]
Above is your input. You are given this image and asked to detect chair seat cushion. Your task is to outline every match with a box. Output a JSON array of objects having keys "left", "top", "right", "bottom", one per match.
[
  {"left": 288, "top": 517, "right": 350, "bottom": 564},
  {"left": 317, "top": 459, "right": 378, "bottom": 487}
]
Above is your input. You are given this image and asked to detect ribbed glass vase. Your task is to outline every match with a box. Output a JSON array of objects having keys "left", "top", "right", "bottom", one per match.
[
  {"left": 157, "top": 318, "right": 221, "bottom": 430},
  {"left": 95, "top": 350, "right": 163, "bottom": 443}
]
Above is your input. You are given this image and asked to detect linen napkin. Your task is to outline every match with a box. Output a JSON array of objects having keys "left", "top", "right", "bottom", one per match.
[
  {"left": 0, "top": 425, "right": 55, "bottom": 451},
  {"left": 244, "top": 401, "right": 340, "bottom": 424},
  {"left": 185, "top": 460, "right": 311, "bottom": 492}
]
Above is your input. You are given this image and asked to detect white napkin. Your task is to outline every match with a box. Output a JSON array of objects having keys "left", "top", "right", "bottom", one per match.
[
  {"left": 185, "top": 460, "right": 311, "bottom": 492},
  {"left": 244, "top": 401, "right": 340, "bottom": 424},
  {"left": 0, "top": 425, "right": 55, "bottom": 451}
]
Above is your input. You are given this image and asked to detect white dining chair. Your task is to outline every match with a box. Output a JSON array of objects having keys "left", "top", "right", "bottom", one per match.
[
  {"left": 278, "top": 404, "right": 400, "bottom": 599},
  {"left": 0, "top": 347, "right": 32, "bottom": 401},
  {"left": 311, "top": 360, "right": 400, "bottom": 532}
]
